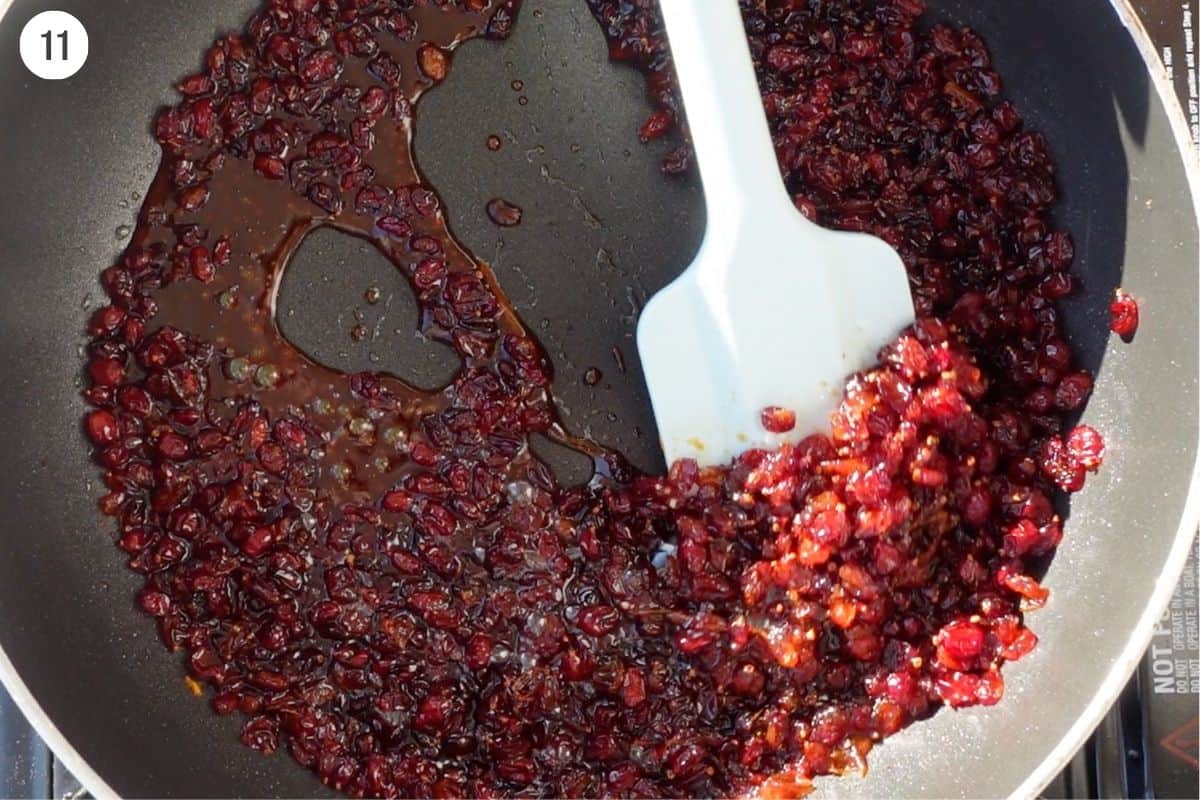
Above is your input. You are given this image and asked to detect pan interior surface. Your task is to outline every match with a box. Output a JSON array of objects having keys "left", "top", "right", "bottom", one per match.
[{"left": 0, "top": 0, "right": 1195, "bottom": 798}]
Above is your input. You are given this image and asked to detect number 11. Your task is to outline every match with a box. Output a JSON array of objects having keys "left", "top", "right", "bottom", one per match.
[{"left": 41, "top": 29, "right": 67, "bottom": 61}]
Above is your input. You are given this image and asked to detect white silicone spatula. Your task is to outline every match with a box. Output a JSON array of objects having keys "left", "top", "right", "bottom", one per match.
[{"left": 638, "top": 0, "right": 916, "bottom": 467}]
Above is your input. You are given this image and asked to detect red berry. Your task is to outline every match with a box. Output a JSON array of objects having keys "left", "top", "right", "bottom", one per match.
[
  {"left": 1066, "top": 424, "right": 1106, "bottom": 470},
  {"left": 1040, "top": 436, "right": 1086, "bottom": 492},
  {"left": 1054, "top": 371, "right": 1093, "bottom": 411},
  {"left": 253, "top": 153, "right": 286, "bottom": 180},
  {"left": 157, "top": 432, "right": 190, "bottom": 461},
  {"left": 177, "top": 184, "right": 210, "bottom": 212},
  {"left": 638, "top": 109, "right": 673, "bottom": 142},
  {"left": 189, "top": 246, "right": 214, "bottom": 282},
  {"left": 1110, "top": 288, "right": 1139, "bottom": 339},
  {"left": 89, "top": 356, "right": 125, "bottom": 387},
  {"left": 136, "top": 588, "right": 171, "bottom": 616},
  {"left": 84, "top": 410, "right": 119, "bottom": 445},
  {"left": 760, "top": 405, "right": 797, "bottom": 433},
  {"left": 89, "top": 305, "right": 126, "bottom": 336},
  {"left": 577, "top": 605, "right": 620, "bottom": 637}
]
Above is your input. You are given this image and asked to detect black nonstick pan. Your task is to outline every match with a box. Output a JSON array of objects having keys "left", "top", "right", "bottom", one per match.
[{"left": 0, "top": 0, "right": 1197, "bottom": 797}]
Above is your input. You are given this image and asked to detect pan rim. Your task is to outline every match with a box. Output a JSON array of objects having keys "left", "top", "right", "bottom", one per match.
[
  {"left": 1012, "top": 2, "right": 1200, "bottom": 797},
  {"left": 0, "top": 1, "right": 1195, "bottom": 799}
]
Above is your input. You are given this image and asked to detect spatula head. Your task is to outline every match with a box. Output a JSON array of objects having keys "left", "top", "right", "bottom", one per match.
[{"left": 638, "top": 215, "right": 915, "bottom": 467}]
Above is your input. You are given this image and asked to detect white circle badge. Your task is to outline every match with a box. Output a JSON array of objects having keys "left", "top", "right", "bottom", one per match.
[{"left": 19, "top": 11, "right": 89, "bottom": 80}]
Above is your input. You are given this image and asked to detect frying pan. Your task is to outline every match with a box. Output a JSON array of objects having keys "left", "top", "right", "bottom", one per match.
[{"left": 0, "top": 0, "right": 1196, "bottom": 797}]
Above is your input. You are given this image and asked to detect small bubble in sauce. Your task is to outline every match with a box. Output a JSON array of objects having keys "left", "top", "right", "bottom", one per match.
[
  {"left": 216, "top": 287, "right": 238, "bottom": 310},
  {"left": 364, "top": 286, "right": 381, "bottom": 304},
  {"left": 486, "top": 198, "right": 523, "bottom": 227},
  {"left": 225, "top": 357, "right": 252, "bottom": 383},
  {"left": 350, "top": 324, "right": 369, "bottom": 341},
  {"left": 511, "top": 79, "right": 524, "bottom": 91},
  {"left": 347, "top": 417, "right": 375, "bottom": 437},
  {"left": 517, "top": 95, "right": 528, "bottom": 106},
  {"left": 418, "top": 44, "right": 449, "bottom": 82},
  {"left": 583, "top": 368, "right": 602, "bottom": 386},
  {"left": 253, "top": 364, "right": 280, "bottom": 388},
  {"left": 486, "top": 135, "right": 503, "bottom": 151}
]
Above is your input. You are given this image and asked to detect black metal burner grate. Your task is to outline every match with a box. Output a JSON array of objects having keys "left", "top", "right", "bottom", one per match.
[{"left": 0, "top": 1, "right": 1198, "bottom": 798}]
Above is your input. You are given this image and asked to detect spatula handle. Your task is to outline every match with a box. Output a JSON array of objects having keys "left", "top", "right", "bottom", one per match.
[{"left": 657, "top": 0, "right": 793, "bottom": 225}]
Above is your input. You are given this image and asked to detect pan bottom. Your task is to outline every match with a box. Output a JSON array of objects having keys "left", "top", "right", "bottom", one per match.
[{"left": 0, "top": 0, "right": 1195, "bottom": 796}]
